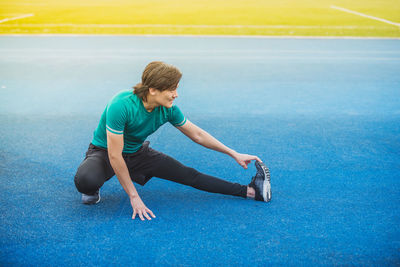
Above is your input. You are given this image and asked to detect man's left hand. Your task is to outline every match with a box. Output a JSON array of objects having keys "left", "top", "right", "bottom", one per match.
[{"left": 233, "top": 153, "right": 262, "bottom": 169}]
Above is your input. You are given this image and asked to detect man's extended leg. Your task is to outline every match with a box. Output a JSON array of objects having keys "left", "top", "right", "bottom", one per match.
[{"left": 130, "top": 146, "right": 248, "bottom": 198}]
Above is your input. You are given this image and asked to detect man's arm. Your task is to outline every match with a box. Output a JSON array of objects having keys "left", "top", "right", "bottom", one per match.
[
  {"left": 176, "top": 120, "right": 261, "bottom": 169},
  {"left": 106, "top": 130, "right": 155, "bottom": 221}
]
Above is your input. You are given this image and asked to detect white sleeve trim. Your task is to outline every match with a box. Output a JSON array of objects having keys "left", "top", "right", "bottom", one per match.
[{"left": 106, "top": 125, "right": 124, "bottom": 134}]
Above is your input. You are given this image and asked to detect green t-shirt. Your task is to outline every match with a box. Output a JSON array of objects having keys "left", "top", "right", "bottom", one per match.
[{"left": 91, "top": 90, "right": 187, "bottom": 153}]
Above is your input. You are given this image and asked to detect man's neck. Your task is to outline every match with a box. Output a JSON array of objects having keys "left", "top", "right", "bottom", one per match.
[{"left": 142, "top": 99, "right": 158, "bottom": 112}]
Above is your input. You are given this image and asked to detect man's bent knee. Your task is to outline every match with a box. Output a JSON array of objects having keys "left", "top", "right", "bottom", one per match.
[{"left": 74, "top": 169, "right": 103, "bottom": 195}]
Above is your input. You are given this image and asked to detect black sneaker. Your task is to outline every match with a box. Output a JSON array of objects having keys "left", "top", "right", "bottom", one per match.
[
  {"left": 82, "top": 189, "right": 101, "bottom": 205},
  {"left": 248, "top": 161, "right": 271, "bottom": 202}
]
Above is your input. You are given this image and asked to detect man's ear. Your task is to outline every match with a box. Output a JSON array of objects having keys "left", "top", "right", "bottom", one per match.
[{"left": 148, "top": 87, "right": 157, "bottom": 95}]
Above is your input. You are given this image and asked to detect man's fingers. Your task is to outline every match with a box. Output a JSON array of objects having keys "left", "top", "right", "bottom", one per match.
[
  {"left": 249, "top": 155, "right": 262, "bottom": 162},
  {"left": 133, "top": 209, "right": 154, "bottom": 221},
  {"left": 138, "top": 211, "right": 145, "bottom": 221},
  {"left": 147, "top": 208, "right": 156, "bottom": 218},
  {"left": 143, "top": 211, "right": 152, "bottom": 220},
  {"left": 132, "top": 210, "right": 137, "bottom": 220}
]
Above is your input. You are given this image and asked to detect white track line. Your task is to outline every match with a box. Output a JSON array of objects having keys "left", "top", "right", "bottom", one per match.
[
  {"left": 0, "top": 23, "right": 393, "bottom": 29},
  {"left": 1, "top": 34, "right": 399, "bottom": 39},
  {"left": 331, "top": 5, "right": 400, "bottom": 27},
  {"left": 0, "top": 14, "right": 34, "bottom": 24},
  {"left": 1, "top": 48, "right": 399, "bottom": 54}
]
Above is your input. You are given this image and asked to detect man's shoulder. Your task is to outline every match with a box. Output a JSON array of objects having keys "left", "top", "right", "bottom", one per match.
[
  {"left": 109, "top": 90, "right": 137, "bottom": 107},
  {"left": 110, "top": 89, "right": 133, "bottom": 100}
]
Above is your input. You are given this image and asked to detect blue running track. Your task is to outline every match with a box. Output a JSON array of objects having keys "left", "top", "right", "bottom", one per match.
[{"left": 0, "top": 36, "right": 399, "bottom": 266}]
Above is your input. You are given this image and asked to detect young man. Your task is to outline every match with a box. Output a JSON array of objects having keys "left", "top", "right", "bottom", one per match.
[{"left": 74, "top": 61, "right": 271, "bottom": 221}]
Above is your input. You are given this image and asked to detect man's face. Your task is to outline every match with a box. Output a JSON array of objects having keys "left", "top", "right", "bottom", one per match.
[{"left": 155, "top": 85, "right": 179, "bottom": 108}]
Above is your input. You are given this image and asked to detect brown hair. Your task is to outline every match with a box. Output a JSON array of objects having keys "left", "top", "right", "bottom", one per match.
[{"left": 133, "top": 61, "right": 182, "bottom": 101}]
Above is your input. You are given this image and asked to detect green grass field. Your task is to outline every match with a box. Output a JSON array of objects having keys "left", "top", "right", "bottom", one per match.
[{"left": 1, "top": 0, "right": 399, "bottom": 37}]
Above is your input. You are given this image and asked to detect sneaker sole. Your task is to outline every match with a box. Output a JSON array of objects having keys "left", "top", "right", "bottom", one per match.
[
  {"left": 95, "top": 194, "right": 101, "bottom": 204},
  {"left": 82, "top": 192, "right": 101, "bottom": 205},
  {"left": 256, "top": 161, "right": 271, "bottom": 202}
]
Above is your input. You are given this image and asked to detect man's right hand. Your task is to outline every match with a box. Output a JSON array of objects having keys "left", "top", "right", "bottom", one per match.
[
  {"left": 130, "top": 195, "right": 156, "bottom": 221},
  {"left": 107, "top": 130, "right": 156, "bottom": 221}
]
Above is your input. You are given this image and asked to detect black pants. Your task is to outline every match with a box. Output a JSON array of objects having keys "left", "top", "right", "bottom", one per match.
[{"left": 74, "top": 142, "right": 248, "bottom": 198}]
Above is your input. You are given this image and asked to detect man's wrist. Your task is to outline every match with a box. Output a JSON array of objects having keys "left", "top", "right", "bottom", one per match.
[
  {"left": 129, "top": 194, "right": 139, "bottom": 200},
  {"left": 227, "top": 149, "right": 238, "bottom": 158}
]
